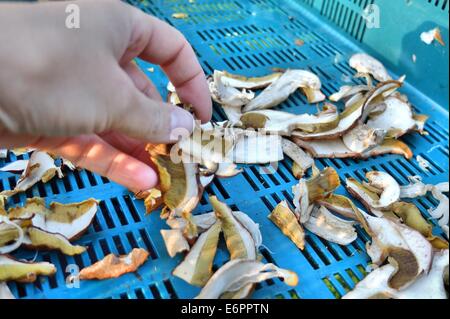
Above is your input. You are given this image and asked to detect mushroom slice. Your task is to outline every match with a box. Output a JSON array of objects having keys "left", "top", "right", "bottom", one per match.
[
  {"left": 0, "top": 160, "right": 29, "bottom": 173},
  {"left": 342, "top": 124, "right": 386, "bottom": 153},
  {"left": 0, "top": 216, "right": 24, "bottom": 254},
  {"left": 329, "top": 85, "right": 369, "bottom": 102},
  {"left": 430, "top": 186, "right": 449, "bottom": 228},
  {"left": 167, "top": 212, "right": 217, "bottom": 234},
  {"left": 0, "top": 255, "right": 56, "bottom": 282},
  {"left": 79, "top": 248, "right": 149, "bottom": 280},
  {"left": 240, "top": 105, "right": 339, "bottom": 136},
  {"left": 349, "top": 53, "right": 391, "bottom": 82},
  {"left": 399, "top": 176, "right": 433, "bottom": 198},
  {"left": 211, "top": 196, "right": 256, "bottom": 260},
  {"left": 268, "top": 201, "right": 305, "bottom": 250},
  {"left": 142, "top": 188, "right": 163, "bottom": 214},
  {"left": 0, "top": 282, "right": 14, "bottom": 299},
  {"left": 160, "top": 229, "right": 190, "bottom": 258},
  {"left": 215, "top": 162, "right": 242, "bottom": 178},
  {"left": 26, "top": 227, "right": 86, "bottom": 256},
  {"left": 232, "top": 131, "right": 283, "bottom": 164},
  {"left": 0, "top": 196, "right": 6, "bottom": 216},
  {"left": 317, "top": 194, "right": 362, "bottom": 221},
  {"left": 243, "top": 69, "right": 325, "bottom": 112},
  {"left": 8, "top": 197, "right": 98, "bottom": 241},
  {"left": 304, "top": 206, "right": 357, "bottom": 246},
  {"left": 232, "top": 211, "right": 262, "bottom": 249},
  {"left": 209, "top": 71, "right": 255, "bottom": 107},
  {"left": 196, "top": 259, "right": 298, "bottom": 299},
  {"left": 281, "top": 139, "right": 314, "bottom": 179},
  {"left": 292, "top": 80, "right": 402, "bottom": 140},
  {"left": 173, "top": 221, "right": 221, "bottom": 287},
  {"left": 1, "top": 151, "right": 62, "bottom": 197},
  {"left": 218, "top": 71, "right": 282, "bottom": 90},
  {"left": 366, "top": 97, "right": 426, "bottom": 138},
  {"left": 0, "top": 149, "right": 7, "bottom": 159}
]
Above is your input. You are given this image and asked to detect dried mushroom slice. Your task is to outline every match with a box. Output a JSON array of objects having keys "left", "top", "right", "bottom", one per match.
[
  {"left": 304, "top": 206, "right": 357, "bottom": 246},
  {"left": 0, "top": 160, "right": 29, "bottom": 173},
  {"left": 243, "top": 69, "right": 325, "bottom": 112},
  {"left": 429, "top": 185, "right": 449, "bottom": 228},
  {"left": 342, "top": 124, "right": 386, "bottom": 153},
  {"left": 215, "top": 162, "right": 242, "bottom": 178},
  {"left": 219, "top": 71, "right": 282, "bottom": 90},
  {"left": 269, "top": 201, "right": 305, "bottom": 250},
  {"left": 281, "top": 139, "right": 314, "bottom": 179},
  {"left": 349, "top": 53, "right": 391, "bottom": 82},
  {"left": 232, "top": 211, "right": 262, "bottom": 249},
  {"left": 196, "top": 259, "right": 298, "bottom": 299},
  {"left": 1, "top": 151, "right": 62, "bottom": 197},
  {"left": 0, "top": 217, "right": 24, "bottom": 254},
  {"left": 329, "top": 85, "right": 369, "bottom": 102},
  {"left": 0, "top": 255, "right": 56, "bottom": 282},
  {"left": 160, "top": 229, "right": 190, "bottom": 258},
  {"left": 79, "top": 248, "right": 149, "bottom": 280},
  {"left": 232, "top": 132, "right": 283, "bottom": 164},
  {"left": 167, "top": 212, "right": 217, "bottom": 235},
  {"left": 211, "top": 196, "right": 256, "bottom": 260},
  {"left": 142, "top": 188, "right": 163, "bottom": 214},
  {"left": 240, "top": 105, "right": 339, "bottom": 136},
  {"left": 0, "top": 196, "right": 6, "bottom": 216},
  {"left": 0, "top": 282, "right": 14, "bottom": 299},
  {"left": 26, "top": 227, "right": 86, "bottom": 256},
  {"left": 209, "top": 71, "right": 255, "bottom": 107},
  {"left": 173, "top": 221, "right": 222, "bottom": 287},
  {"left": 317, "top": 194, "right": 362, "bottom": 221}
]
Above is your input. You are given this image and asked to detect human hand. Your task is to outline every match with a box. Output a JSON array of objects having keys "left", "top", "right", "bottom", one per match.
[{"left": 0, "top": 0, "right": 212, "bottom": 192}]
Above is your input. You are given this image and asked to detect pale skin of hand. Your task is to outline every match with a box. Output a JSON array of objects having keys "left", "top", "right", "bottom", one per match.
[{"left": 0, "top": 0, "right": 212, "bottom": 193}]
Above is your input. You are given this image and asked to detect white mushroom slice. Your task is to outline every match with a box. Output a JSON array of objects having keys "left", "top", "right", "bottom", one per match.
[
  {"left": 196, "top": 259, "right": 298, "bottom": 299},
  {"left": 221, "top": 105, "right": 243, "bottom": 124},
  {"left": 240, "top": 105, "right": 339, "bottom": 136},
  {"left": 349, "top": 53, "right": 391, "bottom": 82},
  {"left": 343, "top": 264, "right": 397, "bottom": 299},
  {"left": 215, "top": 162, "right": 242, "bottom": 178},
  {"left": 366, "top": 97, "right": 422, "bottom": 138},
  {"left": 219, "top": 71, "right": 282, "bottom": 90},
  {"left": 0, "top": 216, "right": 24, "bottom": 254},
  {"left": 173, "top": 221, "right": 221, "bottom": 287},
  {"left": 199, "top": 174, "right": 215, "bottom": 188},
  {"left": 0, "top": 149, "right": 7, "bottom": 159},
  {"left": 243, "top": 69, "right": 324, "bottom": 112},
  {"left": 281, "top": 139, "right": 314, "bottom": 178},
  {"left": 0, "top": 282, "right": 15, "bottom": 299},
  {"left": 209, "top": 71, "right": 255, "bottom": 107},
  {"left": 232, "top": 132, "right": 283, "bottom": 164},
  {"left": 400, "top": 176, "right": 431, "bottom": 198},
  {"left": 167, "top": 212, "right": 217, "bottom": 234},
  {"left": 26, "top": 227, "right": 86, "bottom": 256},
  {"left": 0, "top": 255, "right": 56, "bottom": 282},
  {"left": 0, "top": 151, "right": 62, "bottom": 197},
  {"left": 232, "top": 211, "right": 262, "bottom": 249},
  {"left": 329, "top": 85, "right": 369, "bottom": 102},
  {"left": 211, "top": 196, "right": 256, "bottom": 260},
  {"left": 430, "top": 186, "right": 449, "bottom": 227},
  {"left": 304, "top": 206, "right": 357, "bottom": 246},
  {"left": 0, "top": 160, "right": 29, "bottom": 173},
  {"left": 420, "top": 27, "right": 445, "bottom": 46},
  {"left": 160, "top": 229, "right": 190, "bottom": 258},
  {"left": 365, "top": 171, "right": 401, "bottom": 209},
  {"left": 342, "top": 124, "right": 386, "bottom": 153}
]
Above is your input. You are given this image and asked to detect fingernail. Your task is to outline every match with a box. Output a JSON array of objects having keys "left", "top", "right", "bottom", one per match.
[{"left": 170, "top": 106, "right": 194, "bottom": 141}]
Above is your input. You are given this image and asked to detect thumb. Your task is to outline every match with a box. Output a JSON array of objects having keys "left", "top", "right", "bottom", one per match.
[{"left": 110, "top": 76, "right": 194, "bottom": 144}]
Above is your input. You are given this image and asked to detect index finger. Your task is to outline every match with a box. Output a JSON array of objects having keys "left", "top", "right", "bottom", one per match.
[{"left": 127, "top": 10, "right": 212, "bottom": 123}]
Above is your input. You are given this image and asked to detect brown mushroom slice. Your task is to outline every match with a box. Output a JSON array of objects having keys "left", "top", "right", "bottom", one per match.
[
  {"left": 79, "top": 248, "right": 149, "bottom": 280},
  {"left": 232, "top": 132, "right": 283, "bottom": 164},
  {"left": 343, "top": 264, "right": 396, "bottom": 299},
  {"left": 1, "top": 151, "right": 62, "bottom": 197},
  {"left": 211, "top": 196, "right": 256, "bottom": 260},
  {"left": 160, "top": 229, "right": 190, "bottom": 258},
  {"left": 304, "top": 206, "right": 357, "bottom": 246},
  {"left": 25, "top": 227, "right": 86, "bottom": 256},
  {"left": 268, "top": 201, "right": 305, "bottom": 250},
  {"left": 243, "top": 69, "right": 325, "bottom": 112},
  {"left": 342, "top": 124, "right": 386, "bottom": 153},
  {"left": 0, "top": 282, "right": 14, "bottom": 299},
  {"left": 240, "top": 105, "right": 339, "bottom": 136},
  {"left": 196, "top": 259, "right": 298, "bottom": 299},
  {"left": 0, "top": 160, "right": 29, "bottom": 173},
  {"left": 142, "top": 188, "right": 163, "bottom": 214},
  {"left": 0, "top": 255, "right": 56, "bottom": 283},
  {"left": 173, "top": 221, "right": 222, "bottom": 287},
  {"left": 219, "top": 71, "right": 282, "bottom": 90},
  {"left": 329, "top": 85, "right": 369, "bottom": 102},
  {"left": 209, "top": 71, "right": 255, "bottom": 107},
  {"left": 349, "top": 53, "right": 392, "bottom": 82},
  {"left": 281, "top": 139, "right": 314, "bottom": 179}
]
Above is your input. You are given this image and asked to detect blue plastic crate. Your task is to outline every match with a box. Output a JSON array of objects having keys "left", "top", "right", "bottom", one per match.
[{"left": 1, "top": 0, "right": 448, "bottom": 299}]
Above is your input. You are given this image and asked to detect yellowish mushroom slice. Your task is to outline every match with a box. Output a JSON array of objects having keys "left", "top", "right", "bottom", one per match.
[
  {"left": 0, "top": 255, "right": 56, "bottom": 283},
  {"left": 160, "top": 229, "right": 190, "bottom": 258},
  {"left": 219, "top": 71, "right": 282, "bottom": 90},
  {"left": 141, "top": 188, "right": 163, "bottom": 214},
  {"left": 0, "top": 196, "right": 6, "bottom": 216},
  {"left": 0, "top": 282, "right": 15, "bottom": 299},
  {"left": 79, "top": 248, "right": 149, "bottom": 280},
  {"left": 209, "top": 71, "right": 255, "bottom": 107},
  {"left": 0, "top": 217, "right": 24, "bottom": 254},
  {"left": 292, "top": 167, "right": 341, "bottom": 223},
  {"left": 268, "top": 201, "right": 305, "bottom": 250},
  {"left": 304, "top": 206, "right": 357, "bottom": 246},
  {"left": 196, "top": 259, "right": 298, "bottom": 299},
  {"left": 232, "top": 131, "right": 283, "bottom": 164},
  {"left": 0, "top": 160, "right": 29, "bottom": 173},
  {"left": 211, "top": 196, "right": 256, "bottom": 260},
  {"left": 281, "top": 139, "right": 314, "bottom": 179},
  {"left": 173, "top": 221, "right": 222, "bottom": 287},
  {"left": 25, "top": 227, "right": 86, "bottom": 256},
  {"left": 349, "top": 53, "right": 392, "bottom": 82},
  {"left": 243, "top": 69, "right": 325, "bottom": 112},
  {"left": 240, "top": 105, "right": 340, "bottom": 136},
  {"left": 1, "top": 151, "right": 62, "bottom": 197},
  {"left": 8, "top": 197, "right": 99, "bottom": 241}
]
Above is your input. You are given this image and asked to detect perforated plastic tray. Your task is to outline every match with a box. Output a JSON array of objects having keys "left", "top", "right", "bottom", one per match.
[{"left": 1, "top": 0, "right": 448, "bottom": 299}]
